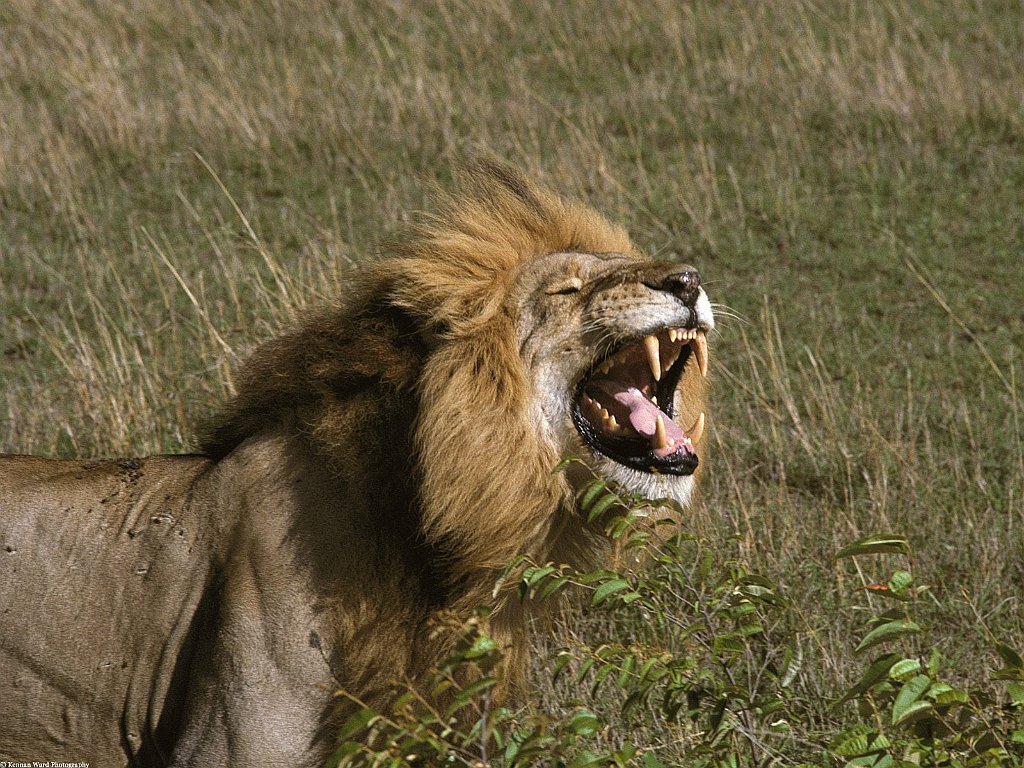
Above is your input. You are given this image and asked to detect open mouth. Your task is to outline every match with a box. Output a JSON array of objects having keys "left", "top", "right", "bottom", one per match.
[{"left": 572, "top": 328, "right": 707, "bottom": 476}]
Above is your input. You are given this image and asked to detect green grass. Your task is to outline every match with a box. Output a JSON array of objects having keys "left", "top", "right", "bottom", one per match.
[{"left": 2, "top": 0, "right": 1022, "bottom": 762}]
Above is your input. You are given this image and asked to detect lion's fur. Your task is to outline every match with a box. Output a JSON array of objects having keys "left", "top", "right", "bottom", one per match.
[
  {"left": 203, "top": 162, "right": 639, "bottom": 585},
  {"left": 0, "top": 162, "right": 710, "bottom": 767}
]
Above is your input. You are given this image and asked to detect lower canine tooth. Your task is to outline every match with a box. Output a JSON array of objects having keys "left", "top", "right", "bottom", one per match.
[
  {"left": 692, "top": 332, "right": 708, "bottom": 377},
  {"left": 653, "top": 414, "right": 668, "bottom": 449},
  {"left": 686, "top": 411, "right": 706, "bottom": 444},
  {"left": 644, "top": 335, "right": 661, "bottom": 382}
]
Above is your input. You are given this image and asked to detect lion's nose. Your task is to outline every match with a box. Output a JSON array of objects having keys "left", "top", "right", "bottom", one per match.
[{"left": 657, "top": 269, "right": 701, "bottom": 306}]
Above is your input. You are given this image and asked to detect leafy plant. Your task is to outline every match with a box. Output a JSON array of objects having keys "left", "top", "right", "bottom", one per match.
[
  {"left": 327, "top": 500, "right": 1024, "bottom": 767},
  {"left": 830, "top": 534, "right": 1024, "bottom": 767},
  {"left": 330, "top": 482, "right": 807, "bottom": 767}
]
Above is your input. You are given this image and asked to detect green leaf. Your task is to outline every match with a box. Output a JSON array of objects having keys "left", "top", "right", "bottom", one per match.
[
  {"left": 643, "top": 752, "right": 667, "bottom": 768},
  {"left": 523, "top": 565, "right": 557, "bottom": 586},
  {"left": 578, "top": 479, "right": 609, "bottom": 512},
  {"left": 567, "top": 709, "right": 601, "bottom": 736},
  {"left": 888, "top": 658, "right": 921, "bottom": 681},
  {"left": 829, "top": 724, "right": 890, "bottom": 757},
  {"left": 835, "top": 535, "right": 911, "bottom": 559},
  {"left": 1007, "top": 682, "right": 1024, "bottom": 707},
  {"left": 336, "top": 707, "right": 380, "bottom": 741},
  {"left": 892, "top": 699, "right": 933, "bottom": 726},
  {"left": 553, "top": 651, "right": 573, "bottom": 681},
  {"left": 712, "top": 633, "right": 745, "bottom": 655},
  {"left": 891, "top": 674, "right": 931, "bottom": 725},
  {"left": 591, "top": 579, "right": 630, "bottom": 605},
  {"left": 855, "top": 620, "right": 922, "bottom": 654},
  {"left": 448, "top": 676, "right": 499, "bottom": 714},
  {"left": 846, "top": 754, "right": 894, "bottom": 768},
  {"left": 539, "top": 576, "right": 570, "bottom": 601},
  {"left": 927, "top": 682, "right": 969, "bottom": 706},
  {"left": 588, "top": 493, "right": 622, "bottom": 522},
  {"left": 327, "top": 741, "right": 363, "bottom": 768},
  {"left": 841, "top": 654, "right": 901, "bottom": 702},
  {"left": 887, "top": 570, "right": 913, "bottom": 594}
]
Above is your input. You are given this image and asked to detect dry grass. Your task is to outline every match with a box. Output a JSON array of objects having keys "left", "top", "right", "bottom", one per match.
[{"left": 2, "top": 0, "right": 1022, "bottom": 758}]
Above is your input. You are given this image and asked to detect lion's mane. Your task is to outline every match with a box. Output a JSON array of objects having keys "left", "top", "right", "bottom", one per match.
[{"left": 201, "top": 163, "right": 637, "bottom": 678}]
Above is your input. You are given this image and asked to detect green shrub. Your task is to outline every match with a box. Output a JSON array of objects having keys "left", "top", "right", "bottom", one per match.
[{"left": 329, "top": 493, "right": 1023, "bottom": 767}]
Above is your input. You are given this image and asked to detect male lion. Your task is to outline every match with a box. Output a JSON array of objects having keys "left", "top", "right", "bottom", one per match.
[{"left": 0, "top": 163, "right": 714, "bottom": 767}]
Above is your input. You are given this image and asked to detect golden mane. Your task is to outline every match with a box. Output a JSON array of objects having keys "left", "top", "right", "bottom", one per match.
[{"left": 202, "top": 162, "right": 637, "bottom": 592}]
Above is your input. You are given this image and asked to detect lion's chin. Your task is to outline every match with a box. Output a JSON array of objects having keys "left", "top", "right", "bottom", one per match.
[
  {"left": 572, "top": 327, "right": 707, "bottom": 478},
  {"left": 593, "top": 458, "right": 698, "bottom": 508}
]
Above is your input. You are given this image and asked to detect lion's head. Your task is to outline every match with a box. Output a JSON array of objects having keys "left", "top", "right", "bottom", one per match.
[
  {"left": 367, "top": 162, "right": 713, "bottom": 576},
  {"left": 204, "top": 161, "right": 713, "bottom": 585}
]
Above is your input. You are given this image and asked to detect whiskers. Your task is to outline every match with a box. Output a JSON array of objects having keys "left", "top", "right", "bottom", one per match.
[
  {"left": 708, "top": 301, "right": 746, "bottom": 328},
  {"left": 579, "top": 320, "right": 621, "bottom": 358}
]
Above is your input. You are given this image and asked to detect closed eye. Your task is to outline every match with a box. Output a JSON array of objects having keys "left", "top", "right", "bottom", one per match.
[{"left": 547, "top": 277, "right": 583, "bottom": 295}]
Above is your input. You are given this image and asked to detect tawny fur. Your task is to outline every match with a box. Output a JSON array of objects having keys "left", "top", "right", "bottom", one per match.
[{"left": 0, "top": 162, "right": 710, "bottom": 767}]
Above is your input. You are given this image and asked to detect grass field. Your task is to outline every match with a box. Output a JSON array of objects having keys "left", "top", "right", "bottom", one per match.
[{"left": 2, "top": 0, "right": 1022, "bottom": 762}]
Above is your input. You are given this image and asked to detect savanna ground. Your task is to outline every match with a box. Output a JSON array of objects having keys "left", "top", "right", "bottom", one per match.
[{"left": 1, "top": 1, "right": 1022, "bottom": 764}]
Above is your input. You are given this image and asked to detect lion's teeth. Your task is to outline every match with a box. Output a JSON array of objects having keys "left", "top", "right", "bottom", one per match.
[
  {"left": 644, "top": 334, "right": 661, "bottom": 382},
  {"left": 600, "top": 408, "right": 610, "bottom": 420},
  {"left": 686, "top": 411, "right": 705, "bottom": 443},
  {"left": 668, "top": 329, "right": 678, "bottom": 343},
  {"left": 651, "top": 395, "right": 657, "bottom": 406},
  {"left": 692, "top": 332, "right": 708, "bottom": 377},
  {"left": 653, "top": 414, "right": 668, "bottom": 449},
  {"left": 608, "top": 414, "right": 619, "bottom": 428}
]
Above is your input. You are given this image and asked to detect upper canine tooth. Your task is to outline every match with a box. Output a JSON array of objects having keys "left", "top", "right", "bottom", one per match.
[
  {"left": 692, "top": 332, "right": 708, "bottom": 377},
  {"left": 643, "top": 334, "right": 661, "bottom": 382},
  {"left": 686, "top": 411, "right": 705, "bottom": 444},
  {"left": 653, "top": 414, "right": 669, "bottom": 449},
  {"left": 668, "top": 329, "right": 678, "bottom": 343}
]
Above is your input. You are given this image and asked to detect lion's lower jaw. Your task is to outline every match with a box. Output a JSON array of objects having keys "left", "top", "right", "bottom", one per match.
[{"left": 595, "top": 458, "right": 696, "bottom": 508}]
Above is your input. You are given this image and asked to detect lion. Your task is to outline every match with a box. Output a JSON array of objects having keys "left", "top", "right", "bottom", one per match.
[{"left": 0, "top": 162, "right": 714, "bottom": 767}]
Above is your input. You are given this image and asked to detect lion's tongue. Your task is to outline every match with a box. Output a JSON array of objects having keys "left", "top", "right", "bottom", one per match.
[
  {"left": 613, "top": 386, "right": 686, "bottom": 445},
  {"left": 591, "top": 382, "right": 687, "bottom": 458}
]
